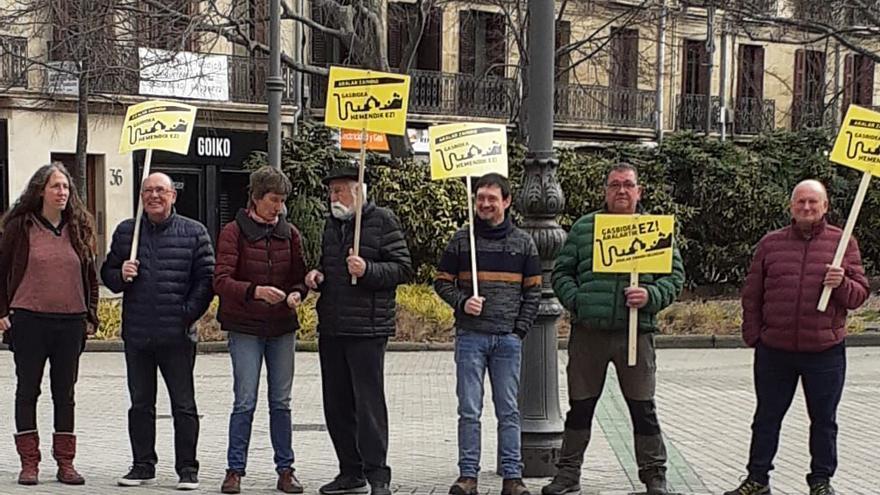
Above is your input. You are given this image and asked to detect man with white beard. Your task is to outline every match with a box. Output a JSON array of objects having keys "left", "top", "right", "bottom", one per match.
[{"left": 305, "top": 164, "right": 412, "bottom": 495}]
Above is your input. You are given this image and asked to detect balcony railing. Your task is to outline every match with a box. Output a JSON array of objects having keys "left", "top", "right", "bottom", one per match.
[
  {"left": 555, "top": 84, "right": 656, "bottom": 129},
  {"left": 0, "top": 35, "right": 28, "bottom": 89},
  {"left": 676, "top": 94, "right": 721, "bottom": 132},
  {"left": 41, "top": 45, "right": 292, "bottom": 104},
  {"left": 791, "top": 99, "right": 832, "bottom": 130},
  {"left": 734, "top": 97, "right": 775, "bottom": 134},
  {"left": 309, "top": 69, "right": 515, "bottom": 120}
]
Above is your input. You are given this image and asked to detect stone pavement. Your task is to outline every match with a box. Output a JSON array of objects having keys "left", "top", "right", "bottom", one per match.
[{"left": 1, "top": 347, "right": 879, "bottom": 495}]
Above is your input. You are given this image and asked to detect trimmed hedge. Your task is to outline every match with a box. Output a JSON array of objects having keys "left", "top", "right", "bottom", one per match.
[{"left": 246, "top": 124, "right": 875, "bottom": 287}]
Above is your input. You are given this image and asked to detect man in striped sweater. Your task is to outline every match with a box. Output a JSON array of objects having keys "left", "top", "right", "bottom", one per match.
[{"left": 434, "top": 173, "right": 541, "bottom": 495}]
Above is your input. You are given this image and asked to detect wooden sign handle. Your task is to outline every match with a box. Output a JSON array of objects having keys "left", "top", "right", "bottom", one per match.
[
  {"left": 628, "top": 271, "right": 639, "bottom": 367},
  {"left": 351, "top": 128, "right": 367, "bottom": 285},
  {"left": 126, "top": 149, "right": 152, "bottom": 282},
  {"left": 817, "top": 172, "right": 871, "bottom": 311},
  {"left": 466, "top": 176, "right": 479, "bottom": 298}
]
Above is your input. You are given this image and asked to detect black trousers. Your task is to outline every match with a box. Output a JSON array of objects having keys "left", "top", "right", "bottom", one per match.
[
  {"left": 11, "top": 311, "right": 85, "bottom": 433},
  {"left": 747, "top": 343, "right": 846, "bottom": 486},
  {"left": 124, "top": 341, "right": 199, "bottom": 475},
  {"left": 319, "top": 335, "right": 390, "bottom": 483}
]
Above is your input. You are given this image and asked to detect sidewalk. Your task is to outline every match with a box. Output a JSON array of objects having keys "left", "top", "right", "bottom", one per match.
[{"left": 1, "top": 348, "right": 878, "bottom": 495}]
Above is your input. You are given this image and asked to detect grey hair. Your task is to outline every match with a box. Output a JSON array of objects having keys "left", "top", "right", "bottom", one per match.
[{"left": 791, "top": 179, "right": 828, "bottom": 202}]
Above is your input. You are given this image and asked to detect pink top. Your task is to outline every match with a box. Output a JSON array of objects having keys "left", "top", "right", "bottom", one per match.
[{"left": 10, "top": 219, "right": 86, "bottom": 315}]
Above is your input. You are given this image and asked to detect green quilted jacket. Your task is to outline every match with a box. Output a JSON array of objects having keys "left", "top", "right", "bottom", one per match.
[{"left": 552, "top": 210, "right": 685, "bottom": 332}]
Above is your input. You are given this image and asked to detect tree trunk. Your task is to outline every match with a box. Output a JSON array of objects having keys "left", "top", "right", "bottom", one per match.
[{"left": 75, "top": 59, "right": 89, "bottom": 200}]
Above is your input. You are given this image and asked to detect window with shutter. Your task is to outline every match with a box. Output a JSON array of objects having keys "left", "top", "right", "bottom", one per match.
[
  {"left": 418, "top": 7, "right": 442, "bottom": 71},
  {"left": 855, "top": 54, "right": 875, "bottom": 106},
  {"left": 386, "top": 3, "right": 441, "bottom": 72},
  {"left": 556, "top": 20, "right": 571, "bottom": 86},
  {"left": 610, "top": 28, "right": 638, "bottom": 89},
  {"left": 736, "top": 45, "right": 764, "bottom": 100},
  {"left": 387, "top": 3, "right": 405, "bottom": 69},
  {"left": 252, "top": 0, "right": 269, "bottom": 46},
  {"left": 310, "top": 2, "right": 330, "bottom": 66},
  {"left": 485, "top": 12, "right": 506, "bottom": 78},
  {"left": 458, "top": 11, "right": 476, "bottom": 74},
  {"left": 843, "top": 54, "right": 854, "bottom": 113},
  {"left": 140, "top": 0, "right": 193, "bottom": 51},
  {"left": 682, "top": 39, "right": 707, "bottom": 95}
]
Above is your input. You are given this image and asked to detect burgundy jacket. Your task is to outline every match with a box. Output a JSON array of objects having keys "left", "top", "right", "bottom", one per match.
[
  {"left": 213, "top": 209, "right": 308, "bottom": 338},
  {"left": 741, "top": 218, "right": 869, "bottom": 352}
]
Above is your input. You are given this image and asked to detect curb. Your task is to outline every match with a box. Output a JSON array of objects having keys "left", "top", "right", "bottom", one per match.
[{"left": 3, "top": 332, "right": 880, "bottom": 353}]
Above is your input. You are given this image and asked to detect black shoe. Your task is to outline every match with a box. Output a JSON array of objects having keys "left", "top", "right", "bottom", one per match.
[
  {"left": 646, "top": 474, "right": 668, "bottom": 495},
  {"left": 809, "top": 481, "right": 836, "bottom": 495},
  {"left": 320, "top": 474, "right": 369, "bottom": 495},
  {"left": 117, "top": 465, "right": 157, "bottom": 487},
  {"left": 723, "top": 478, "right": 771, "bottom": 495},
  {"left": 370, "top": 481, "right": 392, "bottom": 495},
  {"left": 177, "top": 469, "right": 200, "bottom": 491},
  {"left": 541, "top": 476, "right": 580, "bottom": 495}
]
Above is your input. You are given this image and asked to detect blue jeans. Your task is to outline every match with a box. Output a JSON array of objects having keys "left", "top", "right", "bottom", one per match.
[
  {"left": 455, "top": 330, "right": 523, "bottom": 479},
  {"left": 227, "top": 331, "right": 296, "bottom": 474}
]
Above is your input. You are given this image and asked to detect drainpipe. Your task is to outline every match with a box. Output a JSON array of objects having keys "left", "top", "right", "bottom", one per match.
[
  {"left": 719, "top": 18, "right": 728, "bottom": 141},
  {"left": 655, "top": 0, "right": 667, "bottom": 142},
  {"left": 705, "top": 0, "right": 715, "bottom": 136},
  {"left": 292, "top": 0, "right": 305, "bottom": 135}
]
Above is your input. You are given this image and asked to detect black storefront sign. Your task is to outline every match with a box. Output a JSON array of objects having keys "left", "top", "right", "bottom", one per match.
[{"left": 134, "top": 127, "right": 268, "bottom": 240}]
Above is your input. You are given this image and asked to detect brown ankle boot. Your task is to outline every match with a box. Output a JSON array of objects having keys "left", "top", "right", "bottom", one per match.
[
  {"left": 14, "top": 430, "right": 40, "bottom": 485},
  {"left": 502, "top": 478, "right": 531, "bottom": 495},
  {"left": 449, "top": 476, "right": 478, "bottom": 495},
  {"left": 277, "top": 467, "right": 304, "bottom": 493},
  {"left": 52, "top": 433, "right": 85, "bottom": 485}
]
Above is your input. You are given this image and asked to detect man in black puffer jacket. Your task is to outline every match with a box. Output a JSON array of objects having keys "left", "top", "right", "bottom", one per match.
[
  {"left": 305, "top": 165, "right": 412, "bottom": 495},
  {"left": 101, "top": 172, "right": 214, "bottom": 491}
]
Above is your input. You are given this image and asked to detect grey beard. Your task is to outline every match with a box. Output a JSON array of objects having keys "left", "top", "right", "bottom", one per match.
[{"left": 331, "top": 203, "right": 353, "bottom": 220}]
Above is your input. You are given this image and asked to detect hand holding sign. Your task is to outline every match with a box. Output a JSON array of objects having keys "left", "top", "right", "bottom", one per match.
[
  {"left": 429, "top": 123, "right": 509, "bottom": 297},
  {"left": 593, "top": 214, "right": 675, "bottom": 366},
  {"left": 324, "top": 67, "right": 411, "bottom": 285},
  {"left": 817, "top": 105, "right": 880, "bottom": 311},
  {"left": 119, "top": 100, "right": 198, "bottom": 270}
]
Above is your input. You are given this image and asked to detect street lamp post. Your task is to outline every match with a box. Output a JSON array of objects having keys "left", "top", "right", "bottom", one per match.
[
  {"left": 517, "top": 0, "right": 565, "bottom": 477},
  {"left": 268, "top": 0, "right": 283, "bottom": 169}
]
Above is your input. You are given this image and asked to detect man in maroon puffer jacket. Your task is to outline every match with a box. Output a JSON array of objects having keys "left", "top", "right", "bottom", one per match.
[{"left": 724, "top": 180, "right": 869, "bottom": 495}]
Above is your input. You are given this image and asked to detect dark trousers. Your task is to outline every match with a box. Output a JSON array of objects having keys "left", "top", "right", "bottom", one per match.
[
  {"left": 11, "top": 311, "right": 85, "bottom": 433},
  {"left": 564, "top": 328, "right": 667, "bottom": 483},
  {"left": 747, "top": 343, "right": 846, "bottom": 486},
  {"left": 319, "top": 335, "right": 390, "bottom": 484},
  {"left": 124, "top": 341, "right": 199, "bottom": 475}
]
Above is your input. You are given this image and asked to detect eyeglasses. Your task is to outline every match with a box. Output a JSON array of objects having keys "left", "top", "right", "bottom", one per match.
[
  {"left": 142, "top": 187, "right": 173, "bottom": 196},
  {"left": 606, "top": 181, "right": 638, "bottom": 191}
]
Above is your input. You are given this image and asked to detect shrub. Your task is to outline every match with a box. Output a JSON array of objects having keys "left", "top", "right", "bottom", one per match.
[{"left": 394, "top": 284, "right": 455, "bottom": 341}]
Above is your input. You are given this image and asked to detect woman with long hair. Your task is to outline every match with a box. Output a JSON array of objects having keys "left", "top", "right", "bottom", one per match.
[{"left": 0, "top": 162, "right": 99, "bottom": 486}]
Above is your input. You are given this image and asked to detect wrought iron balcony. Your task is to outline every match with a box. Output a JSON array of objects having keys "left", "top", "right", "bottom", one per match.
[
  {"left": 791, "top": 99, "right": 832, "bottom": 130},
  {"left": 309, "top": 69, "right": 515, "bottom": 120},
  {"left": 554, "top": 84, "right": 656, "bottom": 129},
  {"left": 0, "top": 35, "right": 28, "bottom": 89},
  {"left": 734, "top": 97, "right": 775, "bottom": 134},
  {"left": 675, "top": 94, "right": 721, "bottom": 132}
]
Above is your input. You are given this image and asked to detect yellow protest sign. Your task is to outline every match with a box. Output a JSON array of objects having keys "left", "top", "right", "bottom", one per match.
[
  {"left": 593, "top": 214, "right": 675, "bottom": 273},
  {"left": 830, "top": 105, "right": 880, "bottom": 175},
  {"left": 119, "top": 100, "right": 197, "bottom": 155},
  {"left": 429, "top": 123, "right": 508, "bottom": 180},
  {"left": 324, "top": 67, "right": 410, "bottom": 136}
]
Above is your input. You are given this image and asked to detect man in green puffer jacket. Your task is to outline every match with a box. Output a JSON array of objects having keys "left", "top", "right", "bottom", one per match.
[{"left": 542, "top": 163, "right": 684, "bottom": 495}]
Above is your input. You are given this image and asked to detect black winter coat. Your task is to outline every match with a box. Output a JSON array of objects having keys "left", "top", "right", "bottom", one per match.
[
  {"left": 101, "top": 213, "right": 215, "bottom": 348},
  {"left": 315, "top": 202, "right": 412, "bottom": 337}
]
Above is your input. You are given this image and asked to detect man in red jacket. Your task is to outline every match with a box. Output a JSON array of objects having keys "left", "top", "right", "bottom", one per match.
[{"left": 725, "top": 180, "right": 869, "bottom": 495}]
